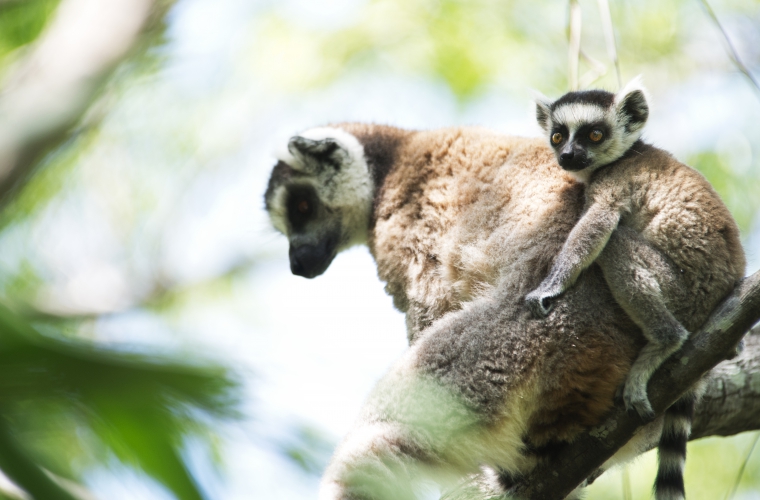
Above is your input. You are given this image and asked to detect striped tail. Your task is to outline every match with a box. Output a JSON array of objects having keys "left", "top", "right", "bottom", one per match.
[{"left": 654, "top": 391, "right": 697, "bottom": 500}]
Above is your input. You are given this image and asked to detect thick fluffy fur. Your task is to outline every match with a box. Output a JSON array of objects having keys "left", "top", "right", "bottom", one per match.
[
  {"left": 528, "top": 84, "right": 746, "bottom": 500},
  {"left": 265, "top": 124, "right": 677, "bottom": 499}
]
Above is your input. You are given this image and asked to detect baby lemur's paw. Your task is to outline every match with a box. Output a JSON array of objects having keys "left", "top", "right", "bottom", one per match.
[
  {"left": 525, "top": 289, "right": 558, "bottom": 318},
  {"left": 622, "top": 381, "right": 655, "bottom": 422}
]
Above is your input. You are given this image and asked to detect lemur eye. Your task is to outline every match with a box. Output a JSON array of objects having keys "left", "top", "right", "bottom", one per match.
[
  {"left": 551, "top": 132, "right": 563, "bottom": 144},
  {"left": 589, "top": 130, "right": 604, "bottom": 142},
  {"left": 297, "top": 200, "right": 310, "bottom": 214}
]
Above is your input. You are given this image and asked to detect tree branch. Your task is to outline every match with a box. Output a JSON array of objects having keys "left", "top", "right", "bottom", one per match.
[
  {"left": 511, "top": 269, "right": 760, "bottom": 500},
  {"left": 0, "top": 0, "right": 170, "bottom": 208},
  {"left": 692, "top": 325, "right": 760, "bottom": 440}
]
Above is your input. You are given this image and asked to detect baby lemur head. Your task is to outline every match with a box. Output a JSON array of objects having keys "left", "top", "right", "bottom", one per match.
[{"left": 534, "top": 78, "right": 649, "bottom": 181}]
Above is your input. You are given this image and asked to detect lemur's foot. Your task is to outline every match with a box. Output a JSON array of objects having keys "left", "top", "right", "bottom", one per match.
[{"left": 622, "top": 380, "right": 655, "bottom": 422}]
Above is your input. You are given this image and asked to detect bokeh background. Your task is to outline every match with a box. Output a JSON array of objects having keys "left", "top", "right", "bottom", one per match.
[{"left": 0, "top": 0, "right": 759, "bottom": 499}]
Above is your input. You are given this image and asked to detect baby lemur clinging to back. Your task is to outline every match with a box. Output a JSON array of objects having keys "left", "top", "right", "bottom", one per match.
[{"left": 526, "top": 79, "right": 745, "bottom": 500}]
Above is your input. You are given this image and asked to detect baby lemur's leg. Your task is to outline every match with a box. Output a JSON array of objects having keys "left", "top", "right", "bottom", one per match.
[{"left": 596, "top": 226, "right": 690, "bottom": 420}]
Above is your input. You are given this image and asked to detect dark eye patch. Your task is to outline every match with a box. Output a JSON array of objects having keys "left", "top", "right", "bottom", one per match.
[
  {"left": 550, "top": 125, "right": 568, "bottom": 148},
  {"left": 576, "top": 123, "right": 610, "bottom": 146},
  {"left": 287, "top": 184, "right": 320, "bottom": 232}
]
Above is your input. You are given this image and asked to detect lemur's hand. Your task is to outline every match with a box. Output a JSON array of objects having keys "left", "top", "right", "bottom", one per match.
[{"left": 525, "top": 287, "right": 560, "bottom": 318}]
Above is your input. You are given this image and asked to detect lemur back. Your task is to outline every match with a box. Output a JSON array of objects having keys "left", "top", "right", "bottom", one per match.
[
  {"left": 588, "top": 141, "right": 745, "bottom": 329},
  {"left": 527, "top": 80, "right": 746, "bottom": 500}
]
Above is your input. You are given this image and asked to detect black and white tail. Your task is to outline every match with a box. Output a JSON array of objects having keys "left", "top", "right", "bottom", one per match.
[{"left": 654, "top": 391, "right": 697, "bottom": 500}]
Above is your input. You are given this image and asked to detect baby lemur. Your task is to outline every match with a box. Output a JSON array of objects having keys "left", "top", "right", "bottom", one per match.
[{"left": 526, "top": 79, "right": 745, "bottom": 500}]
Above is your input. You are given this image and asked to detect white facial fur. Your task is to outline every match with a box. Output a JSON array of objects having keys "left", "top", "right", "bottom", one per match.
[
  {"left": 269, "top": 126, "right": 374, "bottom": 249},
  {"left": 550, "top": 103, "right": 608, "bottom": 132}
]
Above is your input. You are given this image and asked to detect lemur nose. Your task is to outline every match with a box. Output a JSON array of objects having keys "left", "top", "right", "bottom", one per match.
[{"left": 560, "top": 151, "right": 574, "bottom": 162}]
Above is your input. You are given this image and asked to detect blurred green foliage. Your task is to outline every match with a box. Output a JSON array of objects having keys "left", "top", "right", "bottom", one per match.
[
  {"left": 0, "top": 1, "right": 242, "bottom": 499},
  {"left": 0, "top": 132, "right": 89, "bottom": 232},
  {"left": 0, "top": 0, "right": 59, "bottom": 60},
  {"left": 251, "top": 0, "right": 568, "bottom": 96},
  {"left": 586, "top": 430, "right": 760, "bottom": 499},
  {"left": 250, "top": 0, "right": 760, "bottom": 98},
  {"left": 689, "top": 150, "right": 760, "bottom": 233},
  {"left": 280, "top": 424, "right": 335, "bottom": 476},
  {"left": 0, "top": 304, "right": 238, "bottom": 500}
]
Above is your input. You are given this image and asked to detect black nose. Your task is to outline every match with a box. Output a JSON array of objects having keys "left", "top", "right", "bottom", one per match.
[
  {"left": 289, "top": 249, "right": 308, "bottom": 277},
  {"left": 559, "top": 151, "right": 574, "bottom": 162},
  {"left": 289, "top": 242, "right": 336, "bottom": 279},
  {"left": 290, "top": 245, "right": 320, "bottom": 278}
]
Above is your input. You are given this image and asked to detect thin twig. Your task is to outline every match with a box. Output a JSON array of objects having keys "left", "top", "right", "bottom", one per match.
[
  {"left": 597, "top": 0, "right": 621, "bottom": 88},
  {"left": 622, "top": 466, "right": 632, "bottom": 500},
  {"left": 579, "top": 48, "right": 607, "bottom": 89},
  {"left": 568, "top": 0, "right": 582, "bottom": 91},
  {"left": 726, "top": 431, "right": 760, "bottom": 500},
  {"left": 699, "top": 0, "right": 760, "bottom": 98}
]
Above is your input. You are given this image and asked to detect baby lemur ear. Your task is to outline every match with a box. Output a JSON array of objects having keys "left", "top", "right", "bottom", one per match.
[
  {"left": 614, "top": 77, "right": 650, "bottom": 133},
  {"left": 532, "top": 90, "right": 554, "bottom": 132},
  {"left": 287, "top": 136, "right": 348, "bottom": 174}
]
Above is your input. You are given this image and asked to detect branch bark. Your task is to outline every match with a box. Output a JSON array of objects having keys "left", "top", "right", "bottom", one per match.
[
  {"left": 511, "top": 269, "right": 760, "bottom": 500},
  {"left": 692, "top": 325, "right": 760, "bottom": 440},
  {"left": 0, "top": 0, "right": 170, "bottom": 207}
]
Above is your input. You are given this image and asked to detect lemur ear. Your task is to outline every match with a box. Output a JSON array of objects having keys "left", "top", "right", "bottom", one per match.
[
  {"left": 287, "top": 136, "right": 347, "bottom": 174},
  {"left": 614, "top": 77, "right": 649, "bottom": 132},
  {"left": 531, "top": 90, "right": 554, "bottom": 132}
]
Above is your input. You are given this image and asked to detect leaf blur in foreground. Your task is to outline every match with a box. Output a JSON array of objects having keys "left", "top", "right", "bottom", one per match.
[{"left": 0, "top": 305, "right": 239, "bottom": 500}]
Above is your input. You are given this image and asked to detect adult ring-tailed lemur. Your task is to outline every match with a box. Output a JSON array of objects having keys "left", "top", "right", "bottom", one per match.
[{"left": 264, "top": 121, "right": 744, "bottom": 499}]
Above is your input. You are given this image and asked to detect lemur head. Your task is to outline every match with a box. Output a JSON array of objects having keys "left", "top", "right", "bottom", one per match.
[
  {"left": 534, "top": 78, "right": 649, "bottom": 182},
  {"left": 264, "top": 127, "right": 373, "bottom": 278}
]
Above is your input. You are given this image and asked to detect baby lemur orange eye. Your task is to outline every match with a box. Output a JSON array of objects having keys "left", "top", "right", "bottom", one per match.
[
  {"left": 589, "top": 130, "right": 604, "bottom": 142},
  {"left": 297, "top": 200, "right": 310, "bottom": 214},
  {"left": 551, "top": 132, "right": 563, "bottom": 144}
]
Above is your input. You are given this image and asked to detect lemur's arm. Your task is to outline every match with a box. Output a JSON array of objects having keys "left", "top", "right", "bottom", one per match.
[{"left": 526, "top": 201, "right": 621, "bottom": 317}]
